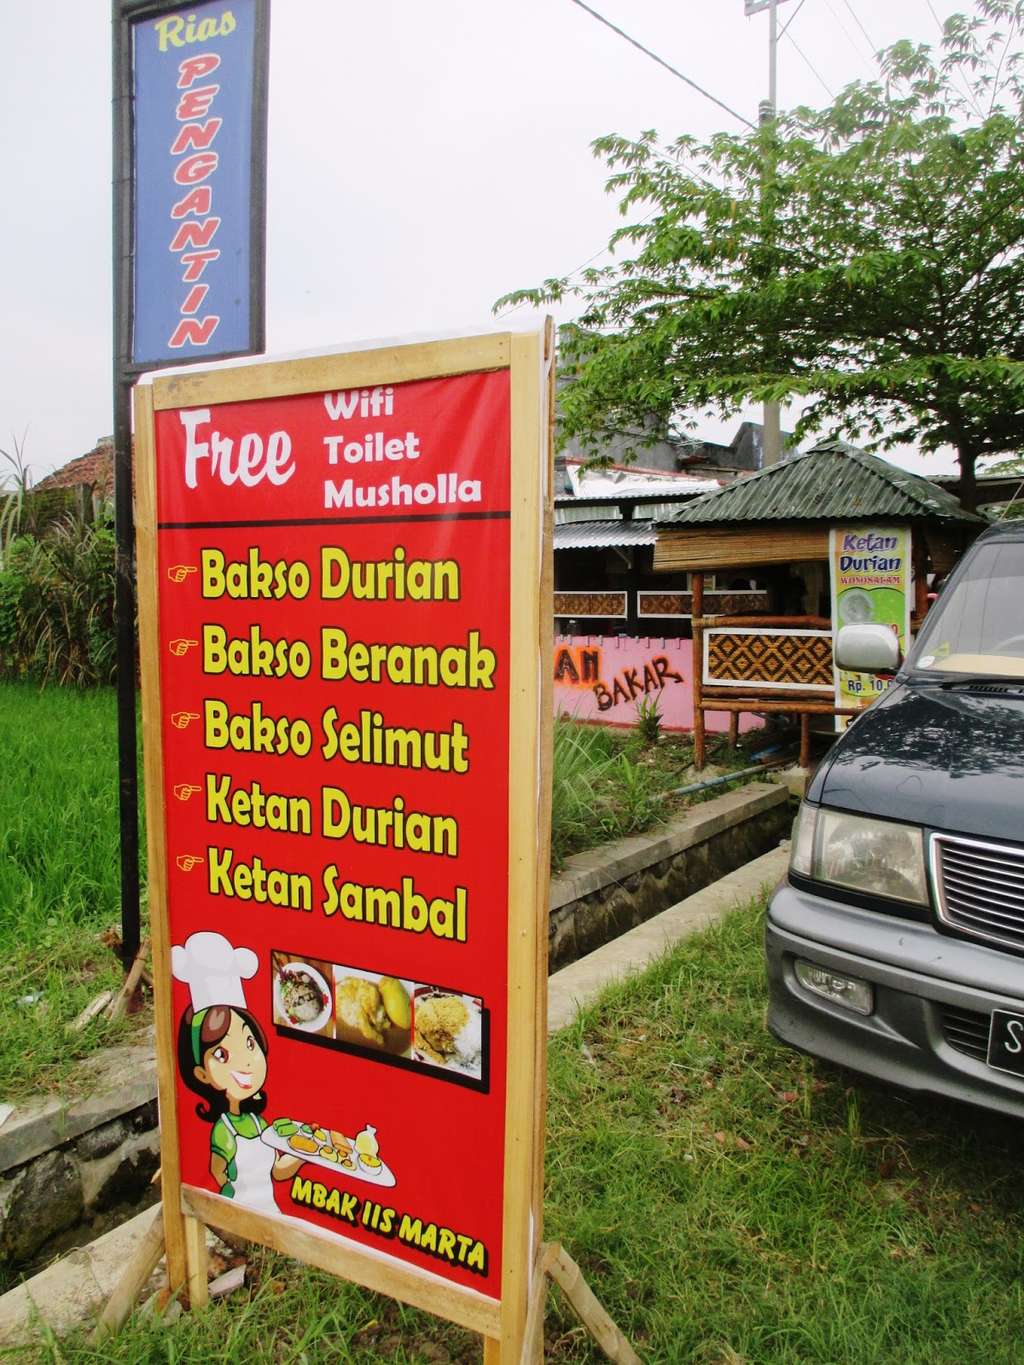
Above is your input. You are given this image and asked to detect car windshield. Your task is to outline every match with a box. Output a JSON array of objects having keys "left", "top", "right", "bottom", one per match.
[{"left": 912, "top": 537, "right": 1024, "bottom": 678}]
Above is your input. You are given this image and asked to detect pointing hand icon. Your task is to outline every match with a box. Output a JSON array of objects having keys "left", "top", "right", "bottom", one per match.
[
  {"left": 168, "top": 639, "right": 198, "bottom": 657},
  {"left": 170, "top": 712, "right": 200, "bottom": 730},
  {"left": 167, "top": 565, "right": 198, "bottom": 584},
  {"left": 176, "top": 854, "right": 205, "bottom": 873}
]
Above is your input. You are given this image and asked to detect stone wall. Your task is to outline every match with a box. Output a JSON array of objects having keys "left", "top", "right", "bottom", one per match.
[
  {"left": 0, "top": 1037, "right": 159, "bottom": 1278},
  {"left": 548, "top": 782, "right": 791, "bottom": 970}
]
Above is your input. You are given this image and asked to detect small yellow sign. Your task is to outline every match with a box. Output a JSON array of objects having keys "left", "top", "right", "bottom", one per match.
[{"left": 830, "top": 525, "right": 911, "bottom": 718}]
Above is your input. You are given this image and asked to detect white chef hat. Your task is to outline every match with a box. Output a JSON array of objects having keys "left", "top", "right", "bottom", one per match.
[{"left": 171, "top": 931, "right": 259, "bottom": 1012}]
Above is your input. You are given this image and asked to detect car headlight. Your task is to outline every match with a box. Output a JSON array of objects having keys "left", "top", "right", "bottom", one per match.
[{"left": 790, "top": 803, "right": 928, "bottom": 905}]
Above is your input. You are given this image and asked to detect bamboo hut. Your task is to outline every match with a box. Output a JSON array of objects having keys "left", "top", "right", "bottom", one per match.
[{"left": 653, "top": 441, "right": 985, "bottom": 769}]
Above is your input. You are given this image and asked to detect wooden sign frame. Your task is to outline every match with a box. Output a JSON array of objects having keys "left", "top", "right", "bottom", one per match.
[{"left": 135, "top": 327, "right": 554, "bottom": 1360}]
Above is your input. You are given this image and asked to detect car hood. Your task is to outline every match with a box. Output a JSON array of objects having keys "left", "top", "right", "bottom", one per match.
[{"left": 811, "top": 681, "right": 1024, "bottom": 842}]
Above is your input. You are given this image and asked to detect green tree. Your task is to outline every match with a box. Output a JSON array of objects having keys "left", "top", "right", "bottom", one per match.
[
  {"left": 980, "top": 451, "right": 1024, "bottom": 514},
  {"left": 497, "top": 1, "right": 1024, "bottom": 510}
]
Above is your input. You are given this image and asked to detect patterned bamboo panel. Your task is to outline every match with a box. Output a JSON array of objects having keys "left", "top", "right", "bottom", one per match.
[
  {"left": 638, "top": 591, "right": 767, "bottom": 618},
  {"left": 704, "top": 629, "right": 833, "bottom": 690},
  {"left": 553, "top": 591, "right": 627, "bottom": 618},
  {"left": 638, "top": 592, "right": 691, "bottom": 617}
]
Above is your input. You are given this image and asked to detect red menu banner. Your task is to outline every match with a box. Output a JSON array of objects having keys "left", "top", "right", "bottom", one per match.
[{"left": 136, "top": 333, "right": 551, "bottom": 1347}]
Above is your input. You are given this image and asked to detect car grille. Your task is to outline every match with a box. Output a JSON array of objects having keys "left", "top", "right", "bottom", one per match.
[
  {"left": 939, "top": 1006, "right": 990, "bottom": 1061},
  {"left": 931, "top": 834, "right": 1024, "bottom": 951}
]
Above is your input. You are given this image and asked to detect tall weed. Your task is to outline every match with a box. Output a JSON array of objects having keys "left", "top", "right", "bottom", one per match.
[
  {"left": 0, "top": 434, "right": 30, "bottom": 563},
  {"left": 0, "top": 521, "right": 118, "bottom": 685},
  {"left": 551, "top": 716, "right": 668, "bottom": 867}
]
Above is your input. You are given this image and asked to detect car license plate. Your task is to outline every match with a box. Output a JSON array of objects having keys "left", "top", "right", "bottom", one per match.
[{"left": 987, "top": 1010, "right": 1024, "bottom": 1077}]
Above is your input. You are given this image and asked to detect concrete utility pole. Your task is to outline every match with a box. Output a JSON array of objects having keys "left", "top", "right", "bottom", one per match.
[{"left": 745, "top": 0, "right": 794, "bottom": 466}]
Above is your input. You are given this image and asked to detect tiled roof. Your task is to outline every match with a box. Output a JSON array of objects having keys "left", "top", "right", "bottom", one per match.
[{"left": 35, "top": 438, "right": 114, "bottom": 496}]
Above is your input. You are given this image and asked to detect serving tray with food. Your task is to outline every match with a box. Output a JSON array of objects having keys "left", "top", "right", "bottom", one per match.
[{"left": 261, "top": 1118, "right": 396, "bottom": 1187}]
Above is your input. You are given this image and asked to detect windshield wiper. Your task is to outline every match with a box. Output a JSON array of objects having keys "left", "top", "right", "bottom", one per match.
[{"left": 937, "top": 675, "right": 1024, "bottom": 690}]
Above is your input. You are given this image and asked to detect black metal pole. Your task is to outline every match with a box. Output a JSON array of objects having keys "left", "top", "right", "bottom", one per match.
[{"left": 112, "top": 3, "right": 140, "bottom": 968}]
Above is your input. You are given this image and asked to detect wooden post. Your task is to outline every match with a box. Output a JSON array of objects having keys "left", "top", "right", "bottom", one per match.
[
  {"left": 691, "top": 572, "right": 706, "bottom": 770},
  {"left": 105, "top": 936, "right": 149, "bottom": 1021},
  {"left": 133, "top": 383, "right": 189, "bottom": 1296},
  {"left": 913, "top": 532, "right": 928, "bottom": 629},
  {"left": 799, "top": 712, "right": 811, "bottom": 771},
  {"left": 547, "top": 1246, "right": 641, "bottom": 1365},
  {"left": 500, "top": 1242, "right": 640, "bottom": 1365},
  {"left": 184, "top": 1214, "right": 209, "bottom": 1309},
  {"left": 528, "top": 320, "right": 556, "bottom": 1346},
  {"left": 89, "top": 1206, "right": 165, "bottom": 1342},
  {"left": 519, "top": 1242, "right": 558, "bottom": 1364},
  {"left": 727, "top": 712, "right": 739, "bottom": 749}
]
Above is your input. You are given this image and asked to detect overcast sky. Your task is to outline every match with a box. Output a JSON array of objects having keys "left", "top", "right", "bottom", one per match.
[{"left": 1, "top": 0, "right": 976, "bottom": 482}]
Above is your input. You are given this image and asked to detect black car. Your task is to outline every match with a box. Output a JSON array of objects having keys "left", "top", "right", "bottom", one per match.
[{"left": 766, "top": 519, "right": 1024, "bottom": 1118}]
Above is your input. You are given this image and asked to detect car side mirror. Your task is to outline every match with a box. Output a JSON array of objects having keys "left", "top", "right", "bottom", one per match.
[{"left": 835, "top": 623, "right": 900, "bottom": 674}]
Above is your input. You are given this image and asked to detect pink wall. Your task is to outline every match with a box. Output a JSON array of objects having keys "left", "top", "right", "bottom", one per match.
[{"left": 553, "top": 635, "right": 760, "bottom": 734}]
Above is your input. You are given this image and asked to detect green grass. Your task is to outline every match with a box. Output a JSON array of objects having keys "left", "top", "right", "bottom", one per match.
[
  {"left": 551, "top": 715, "right": 771, "bottom": 869},
  {"left": 23, "top": 899, "right": 1024, "bottom": 1363},
  {"left": 0, "top": 683, "right": 147, "bottom": 1099}
]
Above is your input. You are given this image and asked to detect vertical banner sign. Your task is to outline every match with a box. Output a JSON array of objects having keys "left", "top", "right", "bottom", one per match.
[
  {"left": 136, "top": 332, "right": 552, "bottom": 1353},
  {"left": 830, "top": 525, "right": 911, "bottom": 716},
  {"left": 131, "top": 0, "right": 269, "bottom": 367}
]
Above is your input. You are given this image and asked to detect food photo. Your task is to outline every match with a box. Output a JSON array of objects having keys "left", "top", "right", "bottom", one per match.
[
  {"left": 412, "top": 987, "right": 484, "bottom": 1080},
  {"left": 271, "top": 953, "right": 335, "bottom": 1038},
  {"left": 333, "top": 966, "right": 414, "bottom": 1057}
]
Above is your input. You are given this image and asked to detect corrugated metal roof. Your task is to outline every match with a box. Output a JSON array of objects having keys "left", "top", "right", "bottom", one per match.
[
  {"left": 555, "top": 504, "right": 624, "bottom": 525},
  {"left": 562, "top": 463, "right": 721, "bottom": 501},
  {"left": 658, "top": 442, "right": 985, "bottom": 526},
  {"left": 554, "top": 520, "right": 658, "bottom": 550},
  {"left": 555, "top": 500, "right": 701, "bottom": 526},
  {"left": 618, "top": 499, "right": 699, "bottom": 523}
]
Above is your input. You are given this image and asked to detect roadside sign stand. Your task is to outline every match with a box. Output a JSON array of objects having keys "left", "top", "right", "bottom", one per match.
[
  {"left": 93, "top": 1224, "right": 639, "bottom": 1362},
  {"left": 112, "top": 325, "right": 641, "bottom": 1361},
  {"left": 513, "top": 1242, "right": 640, "bottom": 1364}
]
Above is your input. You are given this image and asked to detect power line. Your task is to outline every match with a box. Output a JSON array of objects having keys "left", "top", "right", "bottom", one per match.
[
  {"left": 566, "top": 0, "right": 756, "bottom": 129},
  {"left": 822, "top": 0, "right": 875, "bottom": 67},
  {"left": 839, "top": 0, "right": 878, "bottom": 55},
  {"left": 496, "top": 136, "right": 724, "bottom": 321},
  {"left": 924, "top": 0, "right": 947, "bottom": 35},
  {"left": 778, "top": 0, "right": 810, "bottom": 40},
  {"left": 495, "top": 202, "right": 684, "bottom": 320},
  {"left": 819, "top": 0, "right": 873, "bottom": 70},
  {"left": 783, "top": 28, "right": 836, "bottom": 98}
]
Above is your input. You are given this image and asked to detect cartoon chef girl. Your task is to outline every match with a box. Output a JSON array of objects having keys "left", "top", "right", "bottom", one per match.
[{"left": 172, "top": 931, "right": 302, "bottom": 1214}]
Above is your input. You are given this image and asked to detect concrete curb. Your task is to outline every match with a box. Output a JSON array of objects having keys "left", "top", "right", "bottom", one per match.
[
  {"left": 0, "top": 1032, "right": 158, "bottom": 1178},
  {"left": 547, "top": 845, "right": 789, "bottom": 1033},
  {"left": 0, "top": 1205, "right": 158, "bottom": 1346},
  {"left": 549, "top": 782, "right": 786, "bottom": 910}
]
